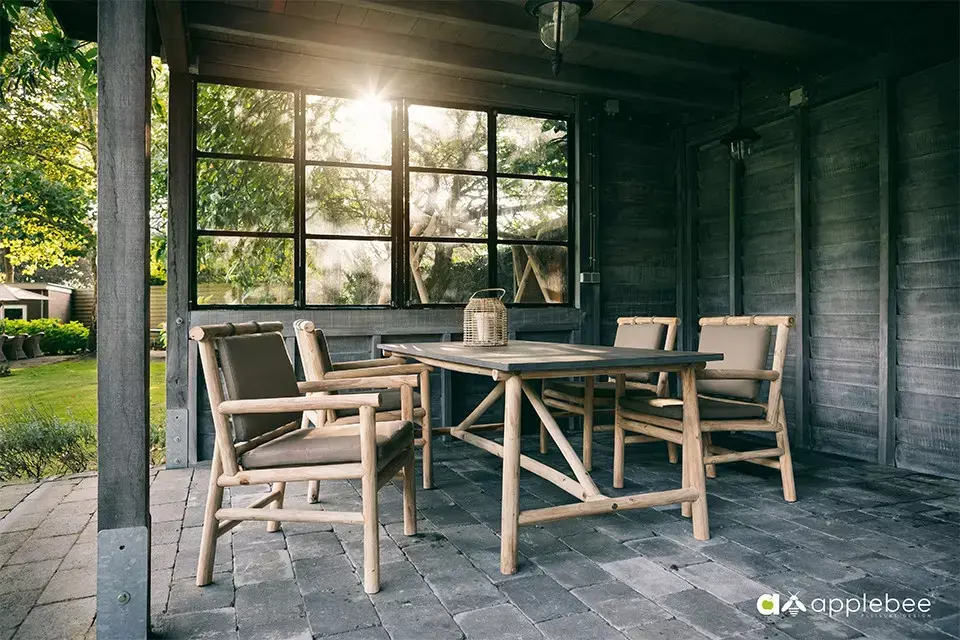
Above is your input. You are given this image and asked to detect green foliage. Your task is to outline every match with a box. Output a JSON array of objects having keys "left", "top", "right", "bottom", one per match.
[
  {"left": 150, "top": 421, "right": 165, "bottom": 466},
  {"left": 0, "top": 317, "right": 89, "bottom": 354},
  {"left": 155, "top": 322, "right": 167, "bottom": 350},
  {"left": 0, "top": 362, "right": 10, "bottom": 377},
  {"left": 0, "top": 404, "right": 96, "bottom": 481}
]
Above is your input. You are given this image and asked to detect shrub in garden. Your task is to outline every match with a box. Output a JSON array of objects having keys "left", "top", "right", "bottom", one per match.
[
  {"left": 0, "top": 405, "right": 96, "bottom": 481},
  {"left": 0, "top": 318, "right": 90, "bottom": 354}
]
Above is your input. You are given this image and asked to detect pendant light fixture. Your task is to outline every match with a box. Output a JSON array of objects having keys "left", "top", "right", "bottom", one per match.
[
  {"left": 525, "top": 0, "right": 594, "bottom": 75},
  {"left": 720, "top": 70, "right": 760, "bottom": 162}
]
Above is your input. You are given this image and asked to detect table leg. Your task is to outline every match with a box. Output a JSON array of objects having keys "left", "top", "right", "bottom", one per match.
[
  {"left": 583, "top": 376, "right": 595, "bottom": 471},
  {"left": 500, "top": 374, "right": 522, "bottom": 575},
  {"left": 680, "top": 366, "right": 709, "bottom": 540}
]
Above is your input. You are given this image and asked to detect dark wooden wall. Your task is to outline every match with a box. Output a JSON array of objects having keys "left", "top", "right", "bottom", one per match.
[
  {"left": 598, "top": 114, "right": 678, "bottom": 344},
  {"left": 685, "top": 59, "right": 959, "bottom": 477}
]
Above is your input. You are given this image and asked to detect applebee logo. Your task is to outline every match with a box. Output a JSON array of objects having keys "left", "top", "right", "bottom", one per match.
[{"left": 757, "top": 593, "right": 807, "bottom": 616}]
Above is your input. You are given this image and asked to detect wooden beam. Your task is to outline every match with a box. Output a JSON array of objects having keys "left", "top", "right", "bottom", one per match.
[
  {"left": 728, "top": 158, "right": 743, "bottom": 315},
  {"left": 677, "top": 134, "right": 698, "bottom": 351},
  {"left": 877, "top": 77, "right": 898, "bottom": 467},
  {"left": 154, "top": 0, "right": 190, "bottom": 73},
  {"left": 96, "top": 0, "right": 151, "bottom": 635},
  {"left": 350, "top": 0, "right": 767, "bottom": 75},
  {"left": 187, "top": 3, "right": 728, "bottom": 111},
  {"left": 793, "top": 105, "right": 810, "bottom": 451}
]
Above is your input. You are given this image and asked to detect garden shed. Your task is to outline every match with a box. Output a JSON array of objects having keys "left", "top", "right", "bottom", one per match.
[{"left": 45, "top": 0, "right": 959, "bottom": 637}]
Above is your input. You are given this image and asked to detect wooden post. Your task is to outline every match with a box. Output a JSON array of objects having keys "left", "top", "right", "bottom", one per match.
[
  {"left": 877, "top": 77, "right": 898, "bottom": 467},
  {"left": 165, "top": 71, "right": 193, "bottom": 468},
  {"left": 728, "top": 158, "right": 743, "bottom": 316},
  {"left": 95, "top": 0, "right": 151, "bottom": 637},
  {"left": 360, "top": 406, "right": 380, "bottom": 594},
  {"left": 500, "top": 375, "right": 522, "bottom": 575},
  {"left": 677, "top": 136, "right": 699, "bottom": 352},
  {"left": 576, "top": 96, "right": 601, "bottom": 345},
  {"left": 793, "top": 105, "right": 811, "bottom": 450}
]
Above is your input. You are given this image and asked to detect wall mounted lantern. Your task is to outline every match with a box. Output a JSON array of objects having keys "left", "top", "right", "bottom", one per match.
[
  {"left": 524, "top": 0, "right": 594, "bottom": 75},
  {"left": 720, "top": 71, "right": 760, "bottom": 161}
]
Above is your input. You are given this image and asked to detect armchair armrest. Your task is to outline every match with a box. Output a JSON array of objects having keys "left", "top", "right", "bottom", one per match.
[
  {"left": 696, "top": 369, "right": 779, "bottom": 381},
  {"left": 219, "top": 393, "right": 382, "bottom": 415},
  {"left": 324, "top": 364, "right": 429, "bottom": 380},
  {"left": 298, "top": 374, "right": 420, "bottom": 393},
  {"left": 333, "top": 356, "right": 407, "bottom": 370}
]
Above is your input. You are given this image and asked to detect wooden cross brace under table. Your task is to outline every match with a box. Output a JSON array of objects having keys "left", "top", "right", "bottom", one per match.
[{"left": 379, "top": 340, "right": 722, "bottom": 574}]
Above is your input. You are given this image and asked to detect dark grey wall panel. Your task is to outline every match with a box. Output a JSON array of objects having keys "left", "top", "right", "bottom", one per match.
[
  {"left": 598, "top": 116, "right": 677, "bottom": 345},
  {"left": 894, "top": 60, "right": 960, "bottom": 478},
  {"left": 695, "top": 143, "right": 730, "bottom": 316}
]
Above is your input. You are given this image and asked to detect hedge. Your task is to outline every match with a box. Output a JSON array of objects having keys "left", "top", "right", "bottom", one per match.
[{"left": 0, "top": 318, "right": 90, "bottom": 354}]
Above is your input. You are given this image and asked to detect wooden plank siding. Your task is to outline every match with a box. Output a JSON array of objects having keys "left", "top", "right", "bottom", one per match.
[
  {"left": 894, "top": 60, "right": 960, "bottom": 477},
  {"left": 807, "top": 88, "right": 881, "bottom": 461},
  {"left": 695, "top": 142, "right": 730, "bottom": 317},
  {"left": 598, "top": 116, "right": 678, "bottom": 345}
]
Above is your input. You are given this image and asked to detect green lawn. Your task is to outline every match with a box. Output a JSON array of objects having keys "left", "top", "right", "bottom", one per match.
[{"left": 0, "top": 356, "right": 167, "bottom": 426}]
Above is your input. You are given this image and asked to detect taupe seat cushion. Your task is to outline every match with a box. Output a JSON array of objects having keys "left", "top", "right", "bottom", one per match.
[
  {"left": 241, "top": 421, "right": 414, "bottom": 469},
  {"left": 696, "top": 325, "right": 771, "bottom": 401},
  {"left": 544, "top": 380, "right": 655, "bottom": 406},
  {"left": 335, "top": 389, "right": 422, "bottom": 418},
  {"left": 620, "top": 394, "right": 766, "bottom": 421},
  {"left": 614, "top": 323, "right": 667, "bottom": 383}
]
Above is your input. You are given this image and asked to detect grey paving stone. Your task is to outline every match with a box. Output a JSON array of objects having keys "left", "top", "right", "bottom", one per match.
[
  {"left": 324, "top": 629, "right": 390, "bottom": 640},
  {"left": 403, "top": 541, "right": 473, "bottom": 576},
  {"left": 58, "top": 540, "right": 96, "bottom": 571},
  {"left": 626, "top": 536, "right": 710, "bottom": 569},
  {"left": 0, "top": 531, "right": 29, "bottom": 558},
  {"left": 235, "top": 579, "right": 305, "bottom": 629},
  {"left": 593, "top": 514, "right": 657, "bottom": 543},
  {"left": 423, "top": 568, "right": 506, "bottom": 615},
  {"left": 714, "top": 526, "right": 793, "bottom": 555},
  {"left": 532, "top": 551, "right": 612, "bottom": 589},
  {"left": 460, "top": 546, "right": 542, "bottom": 584},
  {"left": 768, "top": 548, "right": 865, "bottom": 584},
  {"left": 677, "top": 561, "right": 771, "bottom": 605},
  {"left": 375, "top": 595, "right": 462, "bottom": 640},
  {"left": 500, "top": 575, "right": 588, "bottom": 623},
  {"left": 623, "top": 619, "right": 711, "bottom": 640},
  {"left": 166, "top": 573, "right": 235, "bottom": 614},
  {"left": 571, "top": 582, "right": 672, "bottom": 630},
  {"left": 293, "top": 554, "right": 361, "bottom": 595},
  {"left": 699, "top": 542, "right": 786, "bottom": 578},
  {"left": 154, "top": 606, "right": 239, "bottom": 640},
  {"left": 0, "top": 590, "right": 41, "bottom": 632},
  {"left": 561, "top": 532, "right": 640, "bottom": 564},
  {"left": 836, "top": 575, "right": 958, "bottom": 620},
  {"left": 0, "top": 559, "right": 60, "bottom": 596},
  {"left": 285, "top": 531, "right": 344, "bottom": 561},
  {"left": 234, "top": 547, "right": 294, "bottom": 587},
  {"left": 36, "top": 567, "right": 97, "bottom": 604},
  {"left": 929, "top": 613, "right": 960, "bottom": 639},
  {"left": 368, "top": 560, "right": 433, "bottom": 604},
  {"left": 303, "top": 586, "right": 379, "bottom": 638},
  {"left": 342, "top": 537, "right": 404, "bottom": 569},
  {"left": 845, "top": 552, "right": 952, "bottom": 593},
  {"left": 3, "top": 534, "right": 75, "bottom": 565},
  {"left": 238, "top": 618, "right": 314, "bottom": 640},
  {"left": 453, "top": 603, "right": 542, "bottom": 640},
  {"left": 649, "top": 520, "right": 726, "bottom": 550},
  {"left": 601, "top": 556, "right": 692, "bottom": 599},
  {"left": 421, "top": 505, "right": 480, "bottom": 529},
  {"left": 537, "top": 611, "right": 626, "bottom": 639},
  {"left": 658, "top": 588, "right": 763, "bottom": 639},
  {"left": 13, "top": 596, "right": 95, "bottom": 640},
  {"left": 517, "top": 526, "right": 567, "bottom": 557}
]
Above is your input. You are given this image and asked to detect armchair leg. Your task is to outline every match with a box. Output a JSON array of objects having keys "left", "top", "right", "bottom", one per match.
[
  {"left": 667, "top": 442, "right": 679, "bottom": 464},
  {"left": 777, "top": 401, "right": 797, "bottom": 502},
  {"left": 402, "top": 451, "right": 417, "bottom": 536},
  {"left": 266, "top": 482, "right": 285, "bottom": 533},
  {"left": 582, "top": 377, "right": 595, "bottom": 472},
  {"left": 360, "top": 408, "right": 380, "bottom": 595},
  {"left": 539, "top": 422, "right": 548, "bottom": 454},
  {"left": 196, "top": 448, "right": 224, "bottom": 587},
  {"left": 704, "top": 435, "right": 717, "bottom": 479},
  {"left": 307, "top": 481, "right": 320, "bottom": 504},
  {"left": 420, "top": 370, "right": 433, "bottom": 490},
  {"left": 613, "top": 421, "right": 625, "bottom": 489}
]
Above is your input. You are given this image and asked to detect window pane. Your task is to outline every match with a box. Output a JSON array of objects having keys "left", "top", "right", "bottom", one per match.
[
  {"left": 497, "top": 115, "right": 568, "bottom": 177},
  {"left": 197, "top": 84, "right": 294, "bottom": 157},
  {"left": 408, "top": 105, "right": 487, "bottom": 171},
  {"left": 196, "top": 236, "right": 294, "bottom": 305},
  {"left": 410, "top": 172, "right": 488, "bottom": 239},
  {"left": 197, "top": 159, "right": 294, "bottom": 233},
  {"left": 498, "top": 244, "right": 568, "bottom": 304},
  {"left": 306, "top": 239, "right": 391, "bottom": 305},
  {"left": 497, "top": 178, "right": 567, "bottom": 241},
  {"left": 305, "top": 95, "right": 392, "bottom": 165},
  {"left": 409, "top": 242, "right": 487, "bottom": 304},
  {"left": 306, "top": 167, "right": 391, "bottom": 236}
]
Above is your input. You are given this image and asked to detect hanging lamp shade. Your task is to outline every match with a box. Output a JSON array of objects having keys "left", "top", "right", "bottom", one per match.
[
  {"left": 525, "top": 0, "right": 593, "bottom": 74},
  {"left": 720, "top": 70, "right": 760, "bottom": 161}
]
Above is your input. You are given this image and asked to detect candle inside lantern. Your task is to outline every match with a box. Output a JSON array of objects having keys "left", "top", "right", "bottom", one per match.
[{"left": 475, "top": 311, "right": 496, "bottom": 343}]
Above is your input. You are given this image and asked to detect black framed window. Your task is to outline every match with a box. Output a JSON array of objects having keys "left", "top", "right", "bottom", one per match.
[{"left": 192, "top": 81, "right": 573, "bottom": 309}]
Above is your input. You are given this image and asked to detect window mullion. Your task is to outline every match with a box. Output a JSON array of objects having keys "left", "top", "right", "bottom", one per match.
[
  {"left": 487, "top": 109, "right": 498, "bottom": 291},
  {"left": 295, "top": 90, "right": 306, "bottom": 309}
]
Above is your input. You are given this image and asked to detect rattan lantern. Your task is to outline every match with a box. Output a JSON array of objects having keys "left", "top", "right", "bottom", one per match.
[{"left": 463, "top": 289, "right": 508, "bottom": 347}]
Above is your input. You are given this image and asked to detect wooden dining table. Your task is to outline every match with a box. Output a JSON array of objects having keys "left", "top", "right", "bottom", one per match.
[{"left": 378, "top": 340, "right": 723, "bottom": 575}]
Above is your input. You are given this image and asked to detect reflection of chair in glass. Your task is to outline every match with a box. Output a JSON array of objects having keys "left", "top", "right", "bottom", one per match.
[
  {"left": 192, "top": 321, "right": 416, "bottom": 594},
  {"left": 294, "top": 320, "right": 435, "bottom": 490},
  {"left": 613, "top": 316, "right": 797, "bottom": 503},
  {"left": 541, "top": 317, "right": 679, "bottom": 471}
]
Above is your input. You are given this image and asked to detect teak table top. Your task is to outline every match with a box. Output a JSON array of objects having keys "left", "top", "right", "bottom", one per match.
[{"left": 378, "top": 339, "right": 723, "bottom": 373}]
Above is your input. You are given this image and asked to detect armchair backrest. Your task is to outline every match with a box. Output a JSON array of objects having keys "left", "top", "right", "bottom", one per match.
[
  {"left": 697, "top": 316, "right": 793, "bottom": 418},
  {"left": 615, "top": 316, "right": 679, "bottom": 396},
  {"left": 293, "top": 320, "right": 339, "bottom": 423},
  {"left": 190, "top": 321, "right": 293, "bottom": 476}
]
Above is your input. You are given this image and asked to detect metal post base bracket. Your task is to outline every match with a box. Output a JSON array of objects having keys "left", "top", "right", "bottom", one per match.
[{"left": 97, "top": 526, "right": 150, "bottom": 640}]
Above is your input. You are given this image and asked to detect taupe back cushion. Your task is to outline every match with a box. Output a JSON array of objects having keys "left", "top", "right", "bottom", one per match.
[
  {"left": 615, "top": 323, "right": 666, "bottom": 383},
  {"left": 218, "top": 333, "right": 302, "bottom": 442},
  {"left": 314, "top": 328, "right": 335, "bottom": 375},
  {"left": 696, "top": 325, "right": 771, "bottom": 401}
]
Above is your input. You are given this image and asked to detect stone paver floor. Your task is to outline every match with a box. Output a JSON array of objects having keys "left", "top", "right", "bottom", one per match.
[{"left": 1, "top": 434, "right": 958, "bottom": 639}]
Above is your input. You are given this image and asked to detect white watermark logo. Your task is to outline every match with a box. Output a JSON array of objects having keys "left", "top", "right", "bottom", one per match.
[{"left": 756, "top": 592, "right": 933, "bottom": 619}]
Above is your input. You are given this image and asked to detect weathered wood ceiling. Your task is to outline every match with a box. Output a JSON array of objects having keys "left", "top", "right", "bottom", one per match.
[{"left": 49, "top": 0, "right": 959, "bottom": 116}]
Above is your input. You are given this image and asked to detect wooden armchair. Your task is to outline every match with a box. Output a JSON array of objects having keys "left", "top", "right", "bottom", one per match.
[
  {"left": 613, "top": 315, "right": 797, "bottom": 503},
  {"left": 293, "top": 320, "right": 435, "bottom": 490},
  {"left": 541, "top": 316, "right": 679, "bottom": 471},
  {"left": 191, "top": 321, "right": 417, "bottom": 595}
]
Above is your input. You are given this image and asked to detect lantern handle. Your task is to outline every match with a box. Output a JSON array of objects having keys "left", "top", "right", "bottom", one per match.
[{"left": 470, "top": 288, "right": 506, "bottom": 301}]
